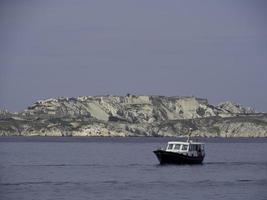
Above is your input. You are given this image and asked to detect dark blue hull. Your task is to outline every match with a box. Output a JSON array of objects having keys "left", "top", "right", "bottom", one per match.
[{"left": 153, "top": 150, "right": 204, "bottom": 165}]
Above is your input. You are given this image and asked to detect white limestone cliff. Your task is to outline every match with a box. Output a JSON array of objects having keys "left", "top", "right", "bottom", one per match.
[{"left": 0, "top": 95, "right": 266, "bottom": 137}]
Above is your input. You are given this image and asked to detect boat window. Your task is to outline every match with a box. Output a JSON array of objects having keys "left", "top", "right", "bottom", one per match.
[
  {"left": 181, "top": 145, "right": 188, "bottom": 151},
  {"left": 174, "top": 144, "right": 181, "bottom": 150},
  {"left": 190, "top": 145, "right": 195, "bottom": 151},
  {"left": 167, "top": 144, "right": 174, "bottom": 150}
]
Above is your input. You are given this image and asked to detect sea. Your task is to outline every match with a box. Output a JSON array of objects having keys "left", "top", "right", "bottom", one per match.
[{"left": 0, "top": 137, "right": 266, "bottom": 200}]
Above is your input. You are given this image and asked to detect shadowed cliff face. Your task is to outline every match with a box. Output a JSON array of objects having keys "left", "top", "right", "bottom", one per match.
[{"left": 1, "top": 95, "right": 266, "bottom": 137}]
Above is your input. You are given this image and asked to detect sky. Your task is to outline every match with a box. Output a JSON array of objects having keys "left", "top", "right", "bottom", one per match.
[{"left": 0, "top": 0, "right": 267, "bottom": 112}]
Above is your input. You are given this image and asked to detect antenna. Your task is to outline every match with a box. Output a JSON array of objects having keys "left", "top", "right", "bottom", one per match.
[{"left": 187, "top": 128, "right": 192, "bottom": 142}]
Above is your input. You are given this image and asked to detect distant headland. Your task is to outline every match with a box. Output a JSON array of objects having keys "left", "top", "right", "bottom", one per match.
[{"left": 1, "top": 95, "right": 266, "bottom": 137}]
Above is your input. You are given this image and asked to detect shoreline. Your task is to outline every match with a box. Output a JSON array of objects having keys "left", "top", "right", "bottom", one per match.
[{"left": 0, "top": 135, "right": 267, "bottom": 143}]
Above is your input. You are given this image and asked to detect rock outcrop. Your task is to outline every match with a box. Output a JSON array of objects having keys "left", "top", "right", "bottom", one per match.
[{"left": 0, "top": 95, "right": 266, "bottom": 137}]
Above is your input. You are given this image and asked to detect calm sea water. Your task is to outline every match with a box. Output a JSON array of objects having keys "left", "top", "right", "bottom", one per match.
[{"left": 0, "top": 137, "right": 267, "bottom": 200}]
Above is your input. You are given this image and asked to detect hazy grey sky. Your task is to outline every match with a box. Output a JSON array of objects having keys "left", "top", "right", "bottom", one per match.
[{"left": 0, "top": 0, "right": 267, "bottom": 112}]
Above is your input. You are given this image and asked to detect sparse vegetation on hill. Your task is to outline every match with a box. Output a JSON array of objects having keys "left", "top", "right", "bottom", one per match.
[{"left": 0, "top": 95, "right": 266, "bottom": 137}]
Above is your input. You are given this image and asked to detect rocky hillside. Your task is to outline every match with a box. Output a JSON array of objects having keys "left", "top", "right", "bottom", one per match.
[{"left": 0, "top": 95, "right": 266, "bottom": 137}]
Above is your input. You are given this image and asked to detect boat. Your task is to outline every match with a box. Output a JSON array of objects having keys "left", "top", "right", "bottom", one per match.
[{"left": 153, "top": 140, "right": 205, "bottom": 165}]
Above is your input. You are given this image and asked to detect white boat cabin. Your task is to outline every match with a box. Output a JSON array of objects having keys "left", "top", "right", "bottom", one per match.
[{"left": 166, "top": 141, "right": 205, "bottom": 157}]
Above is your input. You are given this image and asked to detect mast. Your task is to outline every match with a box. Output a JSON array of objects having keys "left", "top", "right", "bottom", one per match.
[{"left": 187, "top": 128, "right": 192, "bottom": 142}]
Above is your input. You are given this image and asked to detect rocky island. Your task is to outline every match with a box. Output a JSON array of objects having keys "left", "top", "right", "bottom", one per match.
[{"left": 0, "top": 95, "right": 266, "bottom": 137}]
